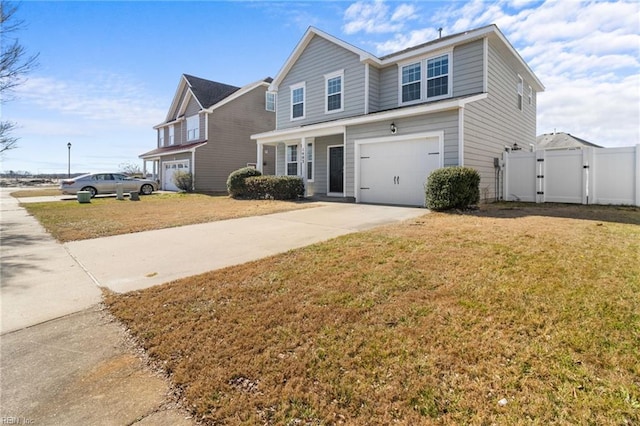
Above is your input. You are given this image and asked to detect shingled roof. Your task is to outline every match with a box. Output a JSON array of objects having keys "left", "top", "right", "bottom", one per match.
[
  {"left": 536, "top": 132, "right": 603, "bottom": 150},
  {"left": 183, "top": 74, "right": 240, "bottom": 109}
]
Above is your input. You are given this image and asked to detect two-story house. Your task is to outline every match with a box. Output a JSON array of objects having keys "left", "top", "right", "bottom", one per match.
[
  {"left": 252, "top": 24, "right": 544, "bottom": 206},
  {"left": 141, "top": 74, "right": 275, "bottom": 192}
]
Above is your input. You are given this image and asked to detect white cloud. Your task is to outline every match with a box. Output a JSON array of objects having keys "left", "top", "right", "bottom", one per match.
[
  {"left": 343, "top": 0, "right": 417, "bottom": 35},
  {"left": 15, "top": 72, "right": 165, "bottom": 128}
]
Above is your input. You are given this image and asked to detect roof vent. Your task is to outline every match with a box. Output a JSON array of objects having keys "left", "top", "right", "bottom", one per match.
[{"left": 438, "top": 27, "right": 443, "bottom": 38}]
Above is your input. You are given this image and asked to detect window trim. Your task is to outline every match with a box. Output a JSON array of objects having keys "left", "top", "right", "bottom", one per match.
[
  {"left": 265, "top": 91, "right": 276, "bottom": 112},
  {"left": 306, "top": 141, "right": 314, "bottom": 182},
  {"left": 426, "top": 54, "right": 451, "bottom": 101},
  {"left": 528, "top": 85, "right": 533, "bottom": 105},
  {"left": 186, "top": 114, "right": 200, "bottom": 141},
  {"left": 324, "top": 69, "right": 344, "bottom": 114},
  {"left": 398, "top": 51, "right": 452, "bottom": 106},
  {"left": 290, "top": 82, "right": 306, "bottom": 121},
  {"left": 159, "top": 128, "right": 165, "bottom": 146},
  {"left": 286, "top": 143, "right": 299, "bottom": 176},
  {"left": 399, "top": 61, "right": 422, "bottom": 105},
  {"left": 169, "top": 125, "right": 175, "bottom": 145}
]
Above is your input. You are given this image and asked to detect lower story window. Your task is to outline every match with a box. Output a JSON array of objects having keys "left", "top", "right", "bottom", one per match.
[
  {"left": 287, "top": 145, "right": 298, "bottom": 175},
  {"left": 306, "top": 142, "right": 313, "bottom": 180}
]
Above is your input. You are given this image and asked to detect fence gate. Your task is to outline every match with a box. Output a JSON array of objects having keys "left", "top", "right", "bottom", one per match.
[{"left": 503, "top": 145, "right": 640, "bottom": 206}]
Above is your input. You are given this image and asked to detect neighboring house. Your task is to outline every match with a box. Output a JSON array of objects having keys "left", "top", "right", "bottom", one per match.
[
  {"left": 252, "top": 25, "right": 544, "bottom": 206},
  {"left": 140, "top": 74, "right": 275, "bottom": 192},
  {"left": 536, "top": 132, "right": 603, "bottom": 150}
]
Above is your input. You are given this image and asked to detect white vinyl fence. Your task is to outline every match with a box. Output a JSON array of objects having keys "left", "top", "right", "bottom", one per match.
[{"left": 503, "top": 145, "right": 640, "bottom": 206}]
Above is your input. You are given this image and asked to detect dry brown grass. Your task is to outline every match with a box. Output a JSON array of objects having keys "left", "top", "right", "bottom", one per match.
[
  {"left": 10, "top": 187, "right": 61, "bottom": 197},
  {"left": 105, "top": 203, "right": 640, "bottom": 425},
  {"left": 22, "top": 193, "right": 313, "bottom": 242}
]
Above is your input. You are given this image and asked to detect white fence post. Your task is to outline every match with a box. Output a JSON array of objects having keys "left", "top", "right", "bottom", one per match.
[
  {"left": 536, "top": 150, "right": 545, "bottom": 203},
  {"left": 635, "top": 144, "right": 640, "bottom": 206}
]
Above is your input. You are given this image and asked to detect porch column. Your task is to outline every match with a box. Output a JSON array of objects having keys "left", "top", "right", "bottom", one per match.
[
  {"left": 300, "top": 137, "right": 307, "bottom": 197},
  {"left": 257, "top": 142, "right": 264, "bottom": 173}
]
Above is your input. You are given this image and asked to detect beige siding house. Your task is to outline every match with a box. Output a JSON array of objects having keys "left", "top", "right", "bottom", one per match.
[
  {"left": 141, "top": 74, "right": 275, "bottom": 192},
  {"left": 253, "top": 25, "right": 544, "bottom": 205}
]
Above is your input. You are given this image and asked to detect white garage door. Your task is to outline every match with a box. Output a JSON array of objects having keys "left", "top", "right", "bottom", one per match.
[
  {"left": 163, "top": 160, "right": 190, "bottom": 191},
  {"left": 358, "top": 137, "right": 441, "bottom": 206}
]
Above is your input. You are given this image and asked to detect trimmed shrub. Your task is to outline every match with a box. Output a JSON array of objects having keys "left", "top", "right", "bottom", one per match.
[
  {"left": 227, "top": 167, "right": 262, "bottom": 198},
  {"left": 425, "top": 166, "right": 480, "bottom": 211},
  {"left": 172, "top": 171, "right": 193, "bottom": 192},
  {"left": 245, "top": 176, "right": 304, "bottom": 200}
]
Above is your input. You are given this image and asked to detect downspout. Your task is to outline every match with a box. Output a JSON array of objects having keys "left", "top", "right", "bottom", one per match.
[{"left": 364, "top": 63, "right": 370, "bottom": 115}]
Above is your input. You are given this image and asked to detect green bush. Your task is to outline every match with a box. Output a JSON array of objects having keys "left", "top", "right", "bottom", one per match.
[
  {"left": 172, "top": 171, "right": 193, "bottom": 192},
  {"left": 425, "top": 166, "right": 480, "bottom": 211},
  {"left": 227, "top": 167, "right": 262, "bottom": 198},
  {"left": 245, "top": 176, "right": 304, "bottom": 200}
]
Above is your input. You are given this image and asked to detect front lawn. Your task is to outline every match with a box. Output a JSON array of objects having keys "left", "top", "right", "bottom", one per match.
[
  {"left": 105, "top": 203, "right": 640, "bottom": 425},
  {"left": 22, "top": 193, "right": 313, "bottom": 242}
]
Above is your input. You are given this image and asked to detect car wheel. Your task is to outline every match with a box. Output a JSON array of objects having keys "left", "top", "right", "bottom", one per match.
[
  {"left": 81, "top": 186, "right": 97, "bottom": 198},
  {"left": 140, "top": 184, "right": 154, "bottom": 195}
]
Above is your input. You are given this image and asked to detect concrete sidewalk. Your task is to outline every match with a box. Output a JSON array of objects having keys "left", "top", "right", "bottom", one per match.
[{"left": 1, "top": 188, "right": 426, "bottom": 424}]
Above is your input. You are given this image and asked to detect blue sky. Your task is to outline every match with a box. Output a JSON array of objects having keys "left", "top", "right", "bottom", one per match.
[{"left": 2, "top": 0, "right": 639, "bottom": 174}]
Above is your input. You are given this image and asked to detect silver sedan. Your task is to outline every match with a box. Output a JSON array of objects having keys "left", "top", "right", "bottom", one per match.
[{"left": 60, "top": 173, "right": 158, "bottom": 198}]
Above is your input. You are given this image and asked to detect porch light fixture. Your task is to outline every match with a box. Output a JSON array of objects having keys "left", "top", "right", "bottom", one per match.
[
  {"left": 512, "top": 142, "right": 521, "bottom": 151},
  {"left": 390, "top": 122, "right": 397, "bottom": 134}
]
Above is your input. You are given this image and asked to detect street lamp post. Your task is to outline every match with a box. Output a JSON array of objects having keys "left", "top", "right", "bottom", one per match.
[{"left": 67, "top": 142, "right": 72, "bottom": 178}]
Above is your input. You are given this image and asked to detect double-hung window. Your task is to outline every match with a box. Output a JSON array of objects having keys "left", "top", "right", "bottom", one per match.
[
  {"left": 306, "top": 141, "right": 314, "bottom": 181},
  {"left": 401, "top": 62, "right": 421, "bottom": 103},
  {"left": 528, "top": 85, "right": 533, "bottom": 105},
  {"left": 291, "top": 83, "right": 305, "bottom": 120},
  {"left": 325, "top": 70, "right": 343, "bottom": 113},
  {"left": 426, "top": 55, "right": 449, "bottom": 99},
  {"left": 169, "top": 125, "right": 175, "bottom": 145},
  {"left": 159, "top": 128, "right": 165, "bottom": 146},
  {"left": 517, "top": 75, "right": 524, "bottom": 110},
  {"left": 186, "top": 115, "right": 199, "bottom": 141},
  {"left": 286, "top": 145, "right": 298, "bottom": 175},
  {"left": 265, "top": 92, "right": 276, "bottom": 112}
]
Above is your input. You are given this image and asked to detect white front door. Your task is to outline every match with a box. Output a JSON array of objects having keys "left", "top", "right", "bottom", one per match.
[
  {"left": 163, "top": 160, "right": 190, "bottom": 191},
  {"left": 358, "top": 136, "right": 442, "bottom": 206}
]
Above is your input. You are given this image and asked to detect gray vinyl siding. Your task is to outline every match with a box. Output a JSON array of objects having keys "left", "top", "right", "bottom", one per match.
[
  {"left": 368, "top": 65, "right": 380, "bottom": 113},
  {"left": 463, "top": 36, "right": 537, "bottom": 201},
  {"left": 185, "top": 97, "right": 200, "bottom": 116},
  {"left": 452, "top": 40, "right": 484, "bottom": 97},
  {"left": 345, "top": 110, "right": 460, "bottom": 197},
  {"left": 275, "top": 143, "right": 286, "bottom": 176},
  {"left": 169, "top": 85, "right": 189, "bottom": 119},
  {"left": 277, "top": 35, "right": 365, "bottom": 129},
  {"left": 193, "top": 86, "right": 275, "bottom": 192},
  {"left": 377, "top": 65, "right": 397, "bottom": 112}
]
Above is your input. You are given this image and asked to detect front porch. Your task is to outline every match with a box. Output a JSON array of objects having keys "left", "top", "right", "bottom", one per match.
[{"left": 256, "top": 129, "right": 347, "bottom": 200}]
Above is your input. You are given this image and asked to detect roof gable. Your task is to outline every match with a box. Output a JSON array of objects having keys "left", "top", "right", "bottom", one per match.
[
  {"left": 162, "top": 75, "right": 240, "bottom": 124},
  {"left": 536, "top": 132, "right": 602, "bottom": 149}
]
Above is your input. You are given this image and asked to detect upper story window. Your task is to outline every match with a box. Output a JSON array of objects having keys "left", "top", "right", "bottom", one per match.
[
  {"left": 401, "top": 62, "right": 421, "bottom": 103},
  {"left": 187, "top": 115, "right": 199, "bottom": 141},
  {"left": 286, "top": 144, "right": 298, "bottom": 175},
  {"left": 291, "top": 83, "right": 305, "bottom": 120},
  {"left": 426, "top": 55, "right": 449, "bottom": 99},
  {"left": 517, "top": 75, "right": 524, "bottom": 110},
  {"left": 399, "top": 52, "right": 452, "bottom": 105},
  {"left": 169, "top": 125, "right": 175, "bottom": 145},
  {"left": 265, "top": 91, "right": 276, "bottom": 112},
  {"left": 528, "top": 85, "right": 533, "bottom": 105},
  {"left": 325, "top": 70, "right": 344, "bottom": 113},
  {"left": 159, "top": 128, "right": 165, "bottom": 146}
]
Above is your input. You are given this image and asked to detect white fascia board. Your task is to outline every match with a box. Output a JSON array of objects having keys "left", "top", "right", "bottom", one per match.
[
  {"left": 140, "top": 142, "right": 208, "bottom": 159},
  {"left": 270, "top": 27, "right": 378, "bottom": 91},
  {"left": 153, "top": 116, "right": 185, "bottom": 130},
  {"left": 252, "top": 93, "right": 487, "bottom": 144},
  {"left": 164, "top": 75, "right": 189, "bottom": 123},
  {"left": 205, "top": 80, "right": 269, "bottom": 113}
]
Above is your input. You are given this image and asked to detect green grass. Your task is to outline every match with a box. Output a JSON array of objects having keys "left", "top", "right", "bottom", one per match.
[
  {"left": 21, "top": 193, "right": 313, "bottom": 242},
  {"left": 105, "top": 203, "right": 640, "bottom": 425}
]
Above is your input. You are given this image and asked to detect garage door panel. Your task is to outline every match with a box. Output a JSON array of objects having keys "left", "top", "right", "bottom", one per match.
[{"left": 358, "top": 137, "right": 441, "bottom": 206}]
